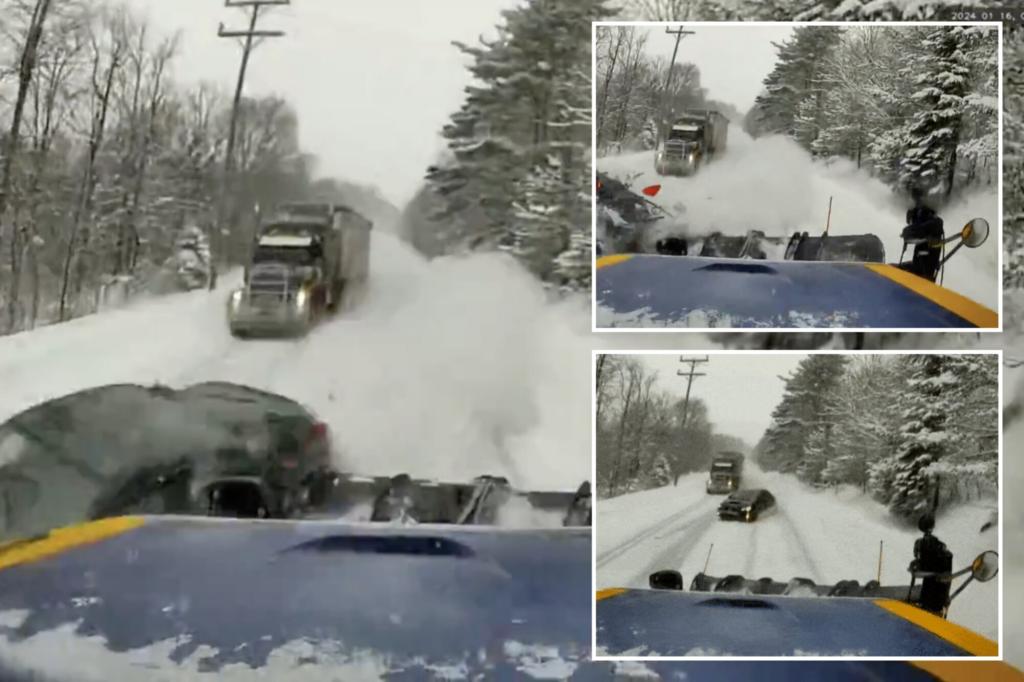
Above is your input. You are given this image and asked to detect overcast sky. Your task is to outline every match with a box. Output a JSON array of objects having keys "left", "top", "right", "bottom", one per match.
[
  {"left": 124, "top": 0, "right": 521, "bottom": 208},
  {"left": 639, "top": 354, "right": 805, "bottom": 446},
  {"left": 640, "top": 24, "right": 795, "bottom": 114}
]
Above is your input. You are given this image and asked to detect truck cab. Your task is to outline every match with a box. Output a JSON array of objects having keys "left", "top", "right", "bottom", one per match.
[
  {"left": 706, "top": 452, "right": 744, "bottom": 494},
  {"left": 655, "top": 110, "right": 729, "bottom": 177},
  {"left": 656, "top": 123, "right": 704, "bottom": 175},
  {"left": 227, "top": 202, "right": 372, "bottom": 337}
]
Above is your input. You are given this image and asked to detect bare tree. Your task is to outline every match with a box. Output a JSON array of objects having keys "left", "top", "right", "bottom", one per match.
[
  {"left": 58, "top": 7, "right": 127, "bottom": 321},
  {"left": 11, "top": 5, "right": 85, "bottom": 330},
  {"left": 0, "top": 0, "right": 52, "bottom": 325}
]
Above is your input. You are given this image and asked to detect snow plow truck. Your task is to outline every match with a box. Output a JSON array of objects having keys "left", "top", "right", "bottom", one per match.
[
  {"left": 227, "top": 202, "right": 372, "bottom": 337},
  {"left": 655, "top": 109, "right": 729, "bottom": 176}
]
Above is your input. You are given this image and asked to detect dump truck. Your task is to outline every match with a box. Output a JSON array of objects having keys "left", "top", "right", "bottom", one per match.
[
  {"left": 655, "top": 109, "right": 729, "bottom": 176},
  {"left": 227, "top": 202, "right": 372, "bottom": 337},
  {"left": 706, "top": 451, "right": 744, "bottom": 494}
]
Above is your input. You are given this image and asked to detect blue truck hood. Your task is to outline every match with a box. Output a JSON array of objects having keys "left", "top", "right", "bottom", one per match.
[
  {"left": 0, "top": 516, "right": 1009, "bottom": 680},
  {"left": 595, "top": 587, "right": 997, "bottom": 658},
  {"left": 595, "top": 255, "right": 997, "bottom": 329}
]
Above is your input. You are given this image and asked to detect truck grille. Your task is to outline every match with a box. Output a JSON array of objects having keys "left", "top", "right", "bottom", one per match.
[
  {"left": 664, "top": 140, "right": 690, "bottom": 159},
  {"left": 247, "top": 264, "right": 292, "bottom": 302}
]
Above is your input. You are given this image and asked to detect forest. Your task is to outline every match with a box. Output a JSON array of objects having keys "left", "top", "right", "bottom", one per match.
[
  {"left": 0, "top": 0, "right": 391, "bottom": 337},
  {"left": 595, "top": 354, "right": 748, "bottom": 497},
  {"left": 596, "top": 23, "right": 998, "bottom": 202},
  {"left": 756, "top": 354, "right": 998, "bottom": 522},
  {"left": 594, "top": 25, "right": 741, "bottom": 155},
  {"left": 748, "top": 25, "right": 998, "bottom": 199}
]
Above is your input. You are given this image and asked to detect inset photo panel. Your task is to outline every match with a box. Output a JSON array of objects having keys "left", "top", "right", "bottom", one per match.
[
  {"left": 593, "top": 351, "right": 1002, "bottom": 659},
  {"left": 593, "top": 22, "right": 1002, "bottom": 331}
]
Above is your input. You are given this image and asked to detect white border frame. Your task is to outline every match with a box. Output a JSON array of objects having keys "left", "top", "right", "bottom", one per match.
[
  {"left": 590, "top": 21, "right": 1005, "bottom": 333},
  {"left": 590, "top": 349, "right": 1004, "bottom": 661}
]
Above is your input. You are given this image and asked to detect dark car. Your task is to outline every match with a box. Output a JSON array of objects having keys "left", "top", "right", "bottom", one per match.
[
  {"left": 0, "top": 381, "right": 333, "bottom": 540},
  {"left": 718, "top": 488, "right": 775, "bottom": 522}
]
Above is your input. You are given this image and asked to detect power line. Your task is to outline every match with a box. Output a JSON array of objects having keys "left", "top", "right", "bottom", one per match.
[{"left": 211, "top": 0, "right": 289, "bottom": 289}]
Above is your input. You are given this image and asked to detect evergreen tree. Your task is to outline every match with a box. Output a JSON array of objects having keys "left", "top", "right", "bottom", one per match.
[
  {"left": 898, "top": 27, "right": 972, "bottom": 197},
  {"left": 887, "top": 355, "right": 952, "bottom": 519},
  {"left": 427, "top": 0, "right": 612, "bottom": 287},
  {"left": 752, "top": 26, "right": 842, "bottom": 140},
  {"left": 760, "top": 355, "right": 847, "bottom": 476},
  {"left": 650, "top": 453, "right": 673, "bottom": 487}
]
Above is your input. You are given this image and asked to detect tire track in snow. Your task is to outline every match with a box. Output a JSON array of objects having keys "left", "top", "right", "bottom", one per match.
[
  {"left": 742, "top": 520, "right": 759, "bottom": 578},
  {"left": 775, "top": 501, "right": 825, "bottom": 583},
  {"left": 629, "top": 508, "right": 721, "bottom": 587},
  {"left": 597, "top": 495, "right": 714, "bottom": 569}
]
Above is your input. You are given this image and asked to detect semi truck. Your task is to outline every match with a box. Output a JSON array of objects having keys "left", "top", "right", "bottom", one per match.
[
  {"left": 706, "top": 451, "right": 744, "bottom": 494},
  {"left": 227, "top": 202, "right": 372, "bottom": 337},
  {"left": 655, "top": 109, "right": 729, "bottom": 176}
]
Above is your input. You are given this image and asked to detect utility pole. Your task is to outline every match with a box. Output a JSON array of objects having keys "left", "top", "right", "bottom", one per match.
[
  {"left": 212, "top": 0, "right": 289, "bottom": 290},
  {"left": 674, "top": 354, "right": 708, "bottom": 485},
  {"left": 656, "top": 26, "right": 695, "bottom": 150}
]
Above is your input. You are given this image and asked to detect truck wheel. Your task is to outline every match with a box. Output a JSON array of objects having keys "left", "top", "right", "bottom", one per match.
[{"left": 230, "top": 327, "right": 248, "bottom": 339}]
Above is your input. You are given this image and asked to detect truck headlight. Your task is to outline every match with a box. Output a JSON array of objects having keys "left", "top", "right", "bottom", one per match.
[
  {"left": 295, "top": 288, "right": 308, "bottom": 308},
  {"left": 230, "top": 290, "right": 243, "bottom": 309}
]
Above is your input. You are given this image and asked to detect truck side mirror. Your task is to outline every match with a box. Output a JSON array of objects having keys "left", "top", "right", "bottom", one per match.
[
  {"left": 961, "top": 218, "right": 989, "bottom": 248},
  {"left": 971, "top": 550, "right": 998, "bottom": 582},
  {"left": 649, "top": 569, "right": 684, "bottom": 590}
]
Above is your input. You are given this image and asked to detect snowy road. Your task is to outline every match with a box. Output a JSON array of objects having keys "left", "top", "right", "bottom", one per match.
[
  {"left": 598, "top": 131, "right": 1000, "bottom": 311},
  {"left": 596, "top": 464, "right": 999, "bottom": 642},
  {"left": 0, "top": 230, "right": 597, "bottom": 491}
]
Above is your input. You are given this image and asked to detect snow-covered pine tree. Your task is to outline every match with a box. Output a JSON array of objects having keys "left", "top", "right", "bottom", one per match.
[
  {"left": 426, "top": 21, "right": 526, "bottom": 253},
  {"left": 650, "top": 453, "right": 674, "bottom": 487},
  {"left": 886, "top": 355, "right": 954, "bottom": 520},
  {"left": 430, "top": 0, "right": 612, "bottom": 284},
  {"left": 957, "top": 27, "right": 999, "bottom": 189},
  {"left": 927, "top": 354, "right": 998, "bottom": 507},
  {"left": 752, "top": 26, "right": 842, "bottom": 143},
  {"left": 810, "top": 28, "right": 904, "bottom": 166},
  {"left": 898, "top": 27, "right": 972, "bottom": 198},
  {"left": 822, "top": 356, "right": 902, "bottom": 491},
  {"left": 1004, "top": 27, "right": 1024, "bottom": 290},
  {"left": 760, "top": 354, "right": 847, "bottom": 476}
]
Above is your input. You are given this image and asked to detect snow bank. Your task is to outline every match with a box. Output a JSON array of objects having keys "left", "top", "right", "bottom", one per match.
[
  {"left": 596, "top": 474, "right": 708, "bottom": 556},
  {"left": 598, "top": 130, "right": 1000, "bottom": 310}
]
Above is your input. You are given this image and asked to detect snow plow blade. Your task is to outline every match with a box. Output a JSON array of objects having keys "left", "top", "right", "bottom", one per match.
[
  {"left": 595, "top": 255, "right": 997, "bottom": 329},
  {"left": 595, "top": 587, "right": 999, "bottom": 657}
]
